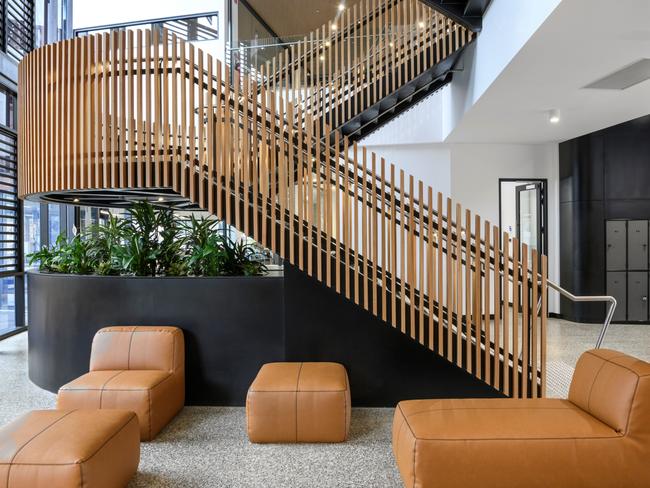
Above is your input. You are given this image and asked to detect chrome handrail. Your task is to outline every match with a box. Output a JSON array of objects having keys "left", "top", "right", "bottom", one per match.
[{"left": 546, "top": 280, "right": 617, "bottom": 349}]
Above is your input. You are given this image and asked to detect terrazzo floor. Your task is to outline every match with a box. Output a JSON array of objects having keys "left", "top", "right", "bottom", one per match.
[{"left": 0, "top": 318, "right": 648, "bottom": 487}]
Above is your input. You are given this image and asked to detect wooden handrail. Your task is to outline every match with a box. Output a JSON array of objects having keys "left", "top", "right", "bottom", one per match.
[{"left": 18, "top": 28, "right": 548, "bottom": 399}]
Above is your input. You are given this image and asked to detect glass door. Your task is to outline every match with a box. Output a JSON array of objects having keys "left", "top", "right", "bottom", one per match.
[{"left": 516, "top": 182, "right": 544, "bottom": 262}]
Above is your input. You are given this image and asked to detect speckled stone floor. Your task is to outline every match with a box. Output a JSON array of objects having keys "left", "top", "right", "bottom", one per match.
[
  {"left": 0, "top": 333, "right": 402, "bottom": 488},
  {"left": 0, "top": 319, "right": 648, "bottom": 487}
]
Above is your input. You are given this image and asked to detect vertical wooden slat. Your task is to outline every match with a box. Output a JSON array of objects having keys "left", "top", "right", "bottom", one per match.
[
  {"left": 371, "top": 152, "right": 378, "bottom": 315},
  {"left": 119, "top": 30, "right": 126, "bottom": 188},
  {"left": 207, "top": 54, "right": 215, "bottom": 214},
  {"left": 455, "top": 203, "right": 462, "bottom": 366},
  {"left": 335, "top": 132, "right": 342, "bottom": 292},
  {"left": 400, "top": 171, "right": 407, "bottom": 333},
  {"left": 353, "top": 143, "right": 360, "bottom": 305},
  {"left": 483, "top": 221, "right": 491, "bottom": 383},
  {"left": 381, "top": 159, "right": 387, "bottom": 321},
  {"left": 418, "top": 182, "right": 425, "bottom": 344},
  {"left": 474, "top": 214, "right": 482, "bottom": 378},
  {"left": 242, "top": 75, "right": 250, "bottom": 237},
  {"left": 126, "top": 31, "right": 134, "bottom": 188},
  {"left": 362, "top": 147, "right": 369, "bottom": 310},
  {"left": 445, "top": 197, "right": 452, "bottom": 360},
  {"left": 436, "top": 192, "right": 444, "bottom": 351},
  {"left": 464, "top": 209, "right": 472, "bottom": 371},
  {"left": 512, "top": 238, "right": 520, "bottom": 397},
  {"left": 541, "top": 254, "right": 548, "bottom": 398},
  {"left": 342, "top": 137, "right": 350, "bottom": 297},
  {"left": 521, "top": 243, "right": 529, "bottom": 398},
  {"left": 315, "top": 119, "right": 323, "bottom": 282},
  {"left": 427, "top": 187, "right": 435, "bottom": 350},
  {"left": 531, "top": 249, "right": 539, "bottom": 398},
  {"left": 503, "top": 232, "right": 511, "bottom": 396},
  {"left": 409, "top": 176, "right": 416, "bottom": 340},
  {"left": 493, "top": 225, "right": 501, "bottom": 391},
  {"left": 391, "top": 164, "right": 398, "bottom": 328}
]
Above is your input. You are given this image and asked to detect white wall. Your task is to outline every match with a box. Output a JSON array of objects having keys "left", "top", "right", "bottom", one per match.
[
  {"left": 358, "top": 143, "right": 451, "bottom": 198},
  {"left": 450, "top": 143, "right": 560, "bottom": 312},
  {"left": 444, "top": 0, "right": 564, "bottom": 140}
]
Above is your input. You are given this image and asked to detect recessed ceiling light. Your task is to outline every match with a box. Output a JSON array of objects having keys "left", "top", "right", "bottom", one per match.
[
  {"left": 548, "top": 109, "right": 560, "bottom": 124},
  {"left": 157, "top": 197, "right": 165, "bottom": 202},
  {"left": 418, "top": 22, "right": 425, "bottom": 28},
  {"left": 73, "top": 198, "right": 79, "bottom": 203},
  {"left": 320, "top": 55, "right": 325, "bottom": 61},
  {"left": 331, "top": 23, "right": 337, "bottom": 30},
  {"left": 338, "top": 3, "right": 345, "bottom": 12}
]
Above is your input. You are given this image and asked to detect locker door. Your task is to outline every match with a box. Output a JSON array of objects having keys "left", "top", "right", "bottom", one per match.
[
  {"left": 606, "top": 221, "right": 626, "bottom": 271},
  {"left": 628, "top": 220, "right": 648, "bottom": 270},
  {"left": 627, "top": 272, "right": 648, "bottom": 322},
  {"left": 606, "top": 272, "right": 627, "bottom": 322}
]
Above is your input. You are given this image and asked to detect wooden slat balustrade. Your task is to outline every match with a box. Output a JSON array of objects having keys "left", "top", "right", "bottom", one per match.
[{"left": 18, "top": 26, "right": 547, "bottom": 398}]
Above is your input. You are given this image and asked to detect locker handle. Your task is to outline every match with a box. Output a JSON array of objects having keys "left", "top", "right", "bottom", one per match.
[{"left": 643, "top": 296, "right": 648, "bottom": 302}]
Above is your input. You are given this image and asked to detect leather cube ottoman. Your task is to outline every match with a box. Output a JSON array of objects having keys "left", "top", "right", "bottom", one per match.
[
  {"left": 0, "top": 409, "right": 140, "bottom": 488},
  {"left": 246, "top": 362, "right": 351, "bottom": 443}
]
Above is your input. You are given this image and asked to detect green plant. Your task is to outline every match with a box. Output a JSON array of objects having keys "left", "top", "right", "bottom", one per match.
[
  {"left": 219, "top": 237, "right": 267, "bottom": 277},
  {"left": 29, "top": 234, "right": 96, "bottom": 274},
  {"left": 26, "top": 201, "right": 268, "bottom": 278},
  {"left": 183, "top": 216, "right": 224, "bottom": 276},
  {"left": 85, "top": 214, "right": 129, "bottom": 275},
  {"left": 121, "top": 202, "right": 185, "bottom": 277}
]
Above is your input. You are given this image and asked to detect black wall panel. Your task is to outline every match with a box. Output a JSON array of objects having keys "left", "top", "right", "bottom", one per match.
[{"left": 560, "top": 114, "right": 650, "bottom": 322}]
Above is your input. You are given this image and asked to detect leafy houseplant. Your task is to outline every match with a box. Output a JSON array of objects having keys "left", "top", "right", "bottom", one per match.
[{"left": 27, "top": 201, "right": 267, "bottom": 278}]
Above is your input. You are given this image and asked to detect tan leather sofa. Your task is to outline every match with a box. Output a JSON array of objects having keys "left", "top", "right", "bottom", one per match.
[
  {"left": 247, "top": 362, "right": 351, "bottom": 443},
  {"left": 0, "top": 409, "right": 139, "bottom": 488},
  {"left": 393, "top": 349, "right": 650, "bottom": 488},
  {"left": 57, "top": 326, "right": 185, "bottom": 441}
]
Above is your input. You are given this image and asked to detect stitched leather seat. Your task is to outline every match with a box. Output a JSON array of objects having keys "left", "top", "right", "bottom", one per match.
[
  {"left": 392, "top": 349, "right": 650, "bottom": 488},
  {"left": 57, "top": 326, "right": 185, "bottom": 441},
  {"left": 0, "top": 409, "right": 139, "bottom": 488},
  {"left": 246, "top": 362, "right": 351, "bottom": 443}
]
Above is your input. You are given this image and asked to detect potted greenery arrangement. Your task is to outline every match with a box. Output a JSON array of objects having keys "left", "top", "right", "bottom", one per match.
[{"left": 28, "top": 201, "right": 267, "bottom": 277}]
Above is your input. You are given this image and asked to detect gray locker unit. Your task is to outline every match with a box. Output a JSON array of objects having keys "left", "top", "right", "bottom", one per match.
[
  {"left": 628, "top": 220, "right": 649, "bottom": 270},
  {"left": 627, "top": 272, "right": 648, "bottom": 322},
  {"left": 606, "top": 220, "right": 626, "bottom": 271},
  {"left": 606, "top": 272, "right": 627, "bottom": 323}
]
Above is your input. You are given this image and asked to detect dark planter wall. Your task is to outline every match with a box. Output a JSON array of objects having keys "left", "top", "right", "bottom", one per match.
[
  {"left": 560, "top": 114, "right": 650, "bottom": 322},
  {"left": 28, "top": 273, "right": 285, "bottom": 405},
  {"left": 29, "top": 268, "right": 501, "bottom": 406}
]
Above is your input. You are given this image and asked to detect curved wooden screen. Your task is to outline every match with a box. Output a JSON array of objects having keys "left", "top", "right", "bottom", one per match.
[{"left": 18, "top": 28, "right": 548, "bottom": 399}]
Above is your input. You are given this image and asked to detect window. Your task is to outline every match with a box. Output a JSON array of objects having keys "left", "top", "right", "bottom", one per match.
[{"left": 2, "top": 0, "right": 35, "bottom": 61}]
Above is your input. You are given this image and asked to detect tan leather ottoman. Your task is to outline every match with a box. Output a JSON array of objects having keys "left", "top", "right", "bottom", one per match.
[
  {"left": 246, "top": 362, "right": 351, "bottom": 443},
  {"left": 0, "top": 409, "right": 140, "bottom": 488}
]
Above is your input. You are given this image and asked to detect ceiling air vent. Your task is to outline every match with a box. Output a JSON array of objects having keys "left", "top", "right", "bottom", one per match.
[{"left": 584, "top": 59, "right": 650, "bottom": 90}]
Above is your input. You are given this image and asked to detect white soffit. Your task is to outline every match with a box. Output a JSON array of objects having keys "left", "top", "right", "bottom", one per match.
[{"left": 446, "top": 0, "right": 650, "bottom": 144}]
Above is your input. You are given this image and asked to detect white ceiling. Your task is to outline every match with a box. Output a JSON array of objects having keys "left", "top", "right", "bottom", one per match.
[{"left": 447, "top": 0, "right": 650, "bottom": 144}]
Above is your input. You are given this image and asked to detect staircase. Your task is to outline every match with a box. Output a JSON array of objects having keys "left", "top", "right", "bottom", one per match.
[
  {"left": 258, "top": 0, "right": 474, "bottom": 141},
  {"left": 17, "top": 0, "right": 547, "bottom": 399}
]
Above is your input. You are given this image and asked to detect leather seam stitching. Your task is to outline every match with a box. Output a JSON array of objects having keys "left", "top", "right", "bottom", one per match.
[
  {"left": 5, "top": 410, "right": 77, "bottom": 485},
  {"left": 623, "top": 376, "right": 640, "bottom": 436},
  {"left": 410, "top": 434, "right": 622, "bottom": 441},
  {"left": 126, "top": 327, "right": 136, "bottom": 370},
  {"left": 78, "top": 413, "right": 138, "bottom": 463},
  {"left": 295, "top": 362, "right": 303, "bottom": 443},
  {"left": 98, "top": 371, "right": 126, "bottom": 408},
  {"left": 586, "top": 359, "right": 608, "bottom": 412}
]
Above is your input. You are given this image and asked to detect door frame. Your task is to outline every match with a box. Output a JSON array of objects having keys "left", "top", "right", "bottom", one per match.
[{"left": 498, "top": 178, "right": 548, "bottom": 256}]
